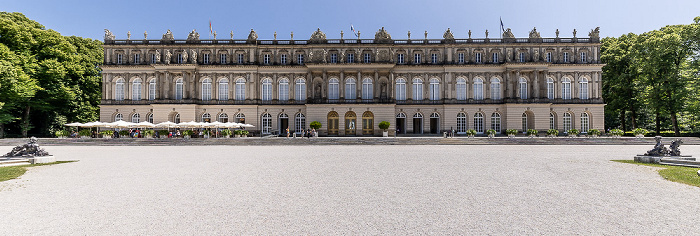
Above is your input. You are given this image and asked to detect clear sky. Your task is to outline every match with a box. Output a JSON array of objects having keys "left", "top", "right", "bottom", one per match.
[{"left": 4, "top": 0, "right": 699, "bottom": 41}]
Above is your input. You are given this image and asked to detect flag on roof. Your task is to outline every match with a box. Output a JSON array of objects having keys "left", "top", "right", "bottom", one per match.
[
  {"left": 500, "top": 17, "right": 505, "bottom": 32},
  {"left": 209, "top": 20, "right": 213, "bottom": 35},
  {"left": 351, "top": 24, "right": 357, "bottom": 37}
]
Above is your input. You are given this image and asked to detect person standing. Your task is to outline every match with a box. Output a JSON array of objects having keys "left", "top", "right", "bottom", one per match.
[{"left": 286, "top": 127, "right": 290, "bottom": 138}]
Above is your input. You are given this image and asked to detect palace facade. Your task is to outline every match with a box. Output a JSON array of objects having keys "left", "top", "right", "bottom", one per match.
[{"left": 99, "top": 27, "right": 605, "bottom": 136}]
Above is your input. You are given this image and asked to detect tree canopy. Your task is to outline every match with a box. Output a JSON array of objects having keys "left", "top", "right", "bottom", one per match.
[{"left": 0, "top": 12, "right": 103, "bottom": 137}]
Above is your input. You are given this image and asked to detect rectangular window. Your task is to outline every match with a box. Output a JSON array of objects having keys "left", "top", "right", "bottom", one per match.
[
  {"left": 297, "top": 54, "right": 304, "bottom": 64},
  {"left": 458, "top": 53, "right": 464, "bottom": 63},
  {"left": 117, "top": 54, "right": 123, "bottom": 64},
  {"left": 220, "top": 54, "right": 227, "bottom": 64},
  {"left": 364, "top": 53, "right": 371, "bottom": 63},
  {"left": 563, "top": 52, "right": 569, "bottom": 63},
  {"left": 134, "top": 54, "right": 139, "bottom": 64},
  {"left": 281, "top": 54, "right": 287, "bottom": 65},
  {"left": 177, "top": 54, "right": 183, "bottom": 64},
  {"left": 203, "top": 54, "right": 209, "bottom": 64},
  {"left": 475, "top": 53, "right": 482, "bottom": 63},
  {"left": 431, "top": 54, "right": 438, "bottom": 64},
  {"left": 546, "top": 52, "right": 552, "bottom": 63},
  {"left": 398, "top": 54, "right": 405, "bottom": 64},
  {"left": 264, "top": 54, "right": 270, "bottom": 64},
  {"left": 519, "top": 52, "right": 525, "bottom": 62},
  {"left": 414, "top": 54, "right": 421, "bottom": 64},
  {"left": 492, "top": 53, "right": 498, "bottom": 63},
  {"left": 238, "top": 54, "right": 244, "bottom": 64},
  {"left": 547, "top": 82, "right": 554, "bottom": 99},
  {"left": 151, "top": 54, "right": 156, "bottom": 64},
  {"left": 550, "top": 115, "right": 555, "bottom": 130},
  {"left": 347, "top": 54, "right": 354, "bottom": 63},
  {"left": 580, "top": 52, "right": 586, "bottom": 63},
  {"left": 330, "top": 54, "right": 337, "bottom": 63}
]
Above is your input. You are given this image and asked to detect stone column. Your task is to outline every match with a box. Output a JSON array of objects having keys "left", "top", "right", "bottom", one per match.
[
  {"left": 272, "top": 73, "right": 278, "bottom": 100},
  {"left": 357, "top": 71, "right": 361, "bottom": 99},
  {"left": 533, "top": 70, "right": 539, "bottom": 98},
  {"left": 374, "top": 71, "right": 379, "bottom": 99},
  {"left": 339, "top": 71, "right": 345, "bottom": 99}
]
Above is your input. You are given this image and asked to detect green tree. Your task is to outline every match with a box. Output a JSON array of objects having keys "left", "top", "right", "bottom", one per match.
[{"left": 602, "top": 33, "right": 642, "bottom": 131}]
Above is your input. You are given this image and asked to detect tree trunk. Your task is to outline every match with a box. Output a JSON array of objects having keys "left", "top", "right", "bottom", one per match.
[
  {"left": 21, "top": 105, "right": 30, "bottom": 138},
  {"left": 655, "top": 110, "right": 661, "bottom": 134},
  {"left": 630, "top": 109, "right": 637, "bottom": 130},
  {"left": 0, "top": 123, "right": 4, "bottom": 139},
  {"left": 620, "top": 110, "right": 626, "bottom": 131},
  {"left": 671, "top": 112, "right": 680, "bottom": 136}
]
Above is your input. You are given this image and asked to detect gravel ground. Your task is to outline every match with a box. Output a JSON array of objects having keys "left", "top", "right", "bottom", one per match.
[{"left": 1, "top": 145, "right": 699, "bottom": 235}]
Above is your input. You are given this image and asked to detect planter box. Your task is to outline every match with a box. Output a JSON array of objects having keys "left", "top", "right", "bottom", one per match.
[
  {"left": 508, "top": 134, "right": 515, "bottom": 138},
  {"left": 488, "top": 134, "right": 495, "bottom": 138},
  {"left": 234, "top": 134, "right": 241, "bottom": 138},
  {"left": 382, "top": 131, "right": 388, "bottom": 137}
]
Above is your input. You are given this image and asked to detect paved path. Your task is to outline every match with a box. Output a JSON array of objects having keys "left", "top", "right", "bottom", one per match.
[{"left": 1, "top": 145, "right": 699, "bottom": 234}]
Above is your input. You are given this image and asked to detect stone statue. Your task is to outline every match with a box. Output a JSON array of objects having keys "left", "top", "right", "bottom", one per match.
[
  {"left": 213, "top": 31, "right": 217, "bottom": 39},
  {"left": 274, "top": 31, "right": 277, "bottom": 40},
  {"left": 529, "top": 27, "right": 541, "bottom": 38},
  {"left": 182, "top": 50, "right": 188, "bottom": 63},
  {"left": 407, "top": 31, "right": 411, "bottom": 39},
  {"left": 3, "top": 137, "right": 50, "bottom": 157},
  {"left": 573, "top": 29, "right": 577, "bottom": 38},
  {"left": 190, "top": 49, "right": 197, "bottom": 63},
  {"left": 323, "top": 49, "right": 328, "bottom": 63},
  {"left": 187, "top": 29, "right": 200, "bottom": 41},
  {"left": 468, "top": 30, "right": 472, "bottom": 39},
  {"left": 443, "top": 28, "right": 455, "bottom": 43},
  {"left": 506, "top": 49, "right": 512, "bottom": 62},
  {"left": 104, "top": 29, "right": 115, "bottom": 41},
  {"left": 357, "top": 31, "right": 360, "bottom": 39},
  {"left": 588, "top": 27, "right": 600, "bottom": 38},
  {"left": 502, "top": 28, "right": 515, "bottom": 38},
  {"left": 230, "top": 30, "right": 234, "bottom": 39},
  {"left": 340, "top": 30, "right": 344, "bottom": 39},
  {"left": 374, "top": 27, "right": 392, "bottom": 43},
  {"left": 164, "top": 50, "right": 172, "bottom": 64},
  {"left": 247, "top": 29, "right": 258, "bottom": 42},
  {"left": 291, "top": 31, "right": 294, "bottom": 40},
  {"left": 670, "top": 139, "right": 683, "bottom": 156},
  {"left": 645, "top": 136, "right": 670, "bottom": 156},
  {"left": 424, "top": 30, "right": 428, "bottom": 39},
  {"left": 533, "top": 50, "right": 540, "bottom": 62},
  {"left": 485, "top": 29, "right": 489, "bottom": 38},
  {"left": 555, "top": 29, "right": 560, "bottom": 38},
  {"left": 144, "top": 31, "right": 148, "bottom": 39},
  {"left": 127, "top": 31, "right": 131, "bottom": 40},
  {"left": 162, "top": 29, "right": 174, "bottom": 41},
  {"left": 155, "top": 49, "right": 161, "bottom": 63},
  {"left": 310, "top": 28, "right": 327, "bottom": 43}
]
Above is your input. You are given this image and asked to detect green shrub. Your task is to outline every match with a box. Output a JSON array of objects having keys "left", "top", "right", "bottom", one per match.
[
  {"left": 610, "top": 129, "right": 624, "bottom": 136},
  {"left": 99, "top": 130, "right": 114, "bottom": 136},
  {"left": 526, "top": 129, "right": 538, "bottom": 135},
  {"left": 78, "top": 129, "right": 92, "bottom": 137},
  {"left": 234, "top": 130, "right": 243, "bottom": 135},
  {"left": 547, "top": 129, "right": 559, "bottom": 136},
  {"left": 633, "top": 128, "right": 648, "bottom": 136},
  {"left": 220, "top": 129, "right": 232, "bottom": 136},
  {"left": 182, "top": 130, "right": 194, "bottom": 136},
  {"left": 203, "top": 130, "right": 210, "bottom": 135},
  {"left": 505, "top": 129, "right": 518, "bottom": 135},
  {"left": 143, "top": 130, "right": 155, "bottom": 136},
  {"left": 55, "top": 130, "right": 70, "bottom": 137},
  {"left": 466, "top": 129, "right": 477, "bottom": 136},
  {"left": 568, "top": 129, "right": 579, "bottom": 135},
  {"left": 378, "top": 121, "right": 390, "bottom": 130},
  {"left": 588, "top": 129, "right": 601, "bottom": 135},
  {"left": 241, "top": 130, "right": 249, "bottom": 136},
  {"left": 309, "top": 121, "right": 322, "bottom": 129},
  {"left": 486, "top": 129, "right": 496, "bottom": 135},
  {"left": 119, "top": 130, "right": 129, "bottom": 136},
  {"left": 158, "top": 130, "right": 169, "bottom": 136}
]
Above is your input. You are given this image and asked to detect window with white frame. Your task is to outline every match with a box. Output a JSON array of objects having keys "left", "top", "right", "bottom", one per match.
[
  {"left": 328, "top": 78, "right": 339, "bottom": 99},
  {"left": 563, "top": 112, "right": 572, "bottom": 131},
  {"left": 579, "top": 77, "right": 589, "bottom": 99},
  {"left": 220, "top": 54, "right": 227, "bottom": 64},
  {"left": 522, "top": 113, "right": 528, "bottom": 132},
  {"left": 295, "top": 78, "right": 306, "bottom": 101},
  {"left": 347, "top": 53, "right": 354, "bottom": 63},
  {"left": 295, "top": 113, "right": 306, "bottom": 132},
  {"left": 117, "top": 54, "right": 123, "bottom": 64},
  {"left": 263, "top": 54, "right": 270, "bottom": 64},
  {"left": 458, "top": 53, "right": 464, "bottom": 63},
  {"left": 475, "top": 52, "right": 482, "bottom": 63},
  {"left": 280, "top": 54, "right": 287, "bottom": 64},
  {"left": 177, "top": 54, "right": 183, "bottom": 64},
  {"left": 395, "top": 78, "right": 406, "bottom": 101},
  {"left": 562, "top": 78, "right": 572, "bottom": 99},
  {"left": 235, "top": 113, "right": 245, "bottom": 123},
  {"left": 414, "top": 53, "right": 421, "bottom": 64},
  {"left": 278, "top": 78, "right": 289, "bottom": 101},
  {"left": 474, "top": 113, "right": 484, "bottom": 133},
  {"left": 547, "top": 78, "right": 554, "bottom": 99},
  {"left": 262, "top": 113, "right": 272, "bottom": 134},
  {"left": 203, "top": 54, "right": 210, "bottom": 64},
  {"left": 491, "top": 113, "right": 501, "bottom": 133},
  {"left": 546, "top": 52, "right": 552, "bottom": 63},
  {"left": 237, "top": 54, "right": 244, "bottom": 64},
  {"left": 412, "top": 78, "right": 423, "bottom": 100},
  {"left": 148, "top": 79, "right": 156, "bottom": 100},
  {"left": 550, "top": 112, "right": 556, "bottom": 130},
  {"left": 563, "top": 52, "right": 569, "bottom": 63},
  {"left": 218, "top": 113, "right": 228, "bottom": 123},
  {"left": 345, "top": 78, "right": 356, "bottom": 99},
  {"left": 397, "top": 54, "right": 405, "bottom": 64},
  {"left": 490, "top": 77, "right": 501, "bottom": 100},
  {"left": 262, "top": 78, "right": 272, "bottom": 101},
  {"left": 148, "top": 113, "right": 153, "bottom": 123},
  {"left": 132, "top": 113, "right": 140, "bottom": 123},
  {"left": 115, "top": 78, "right": 125, "bottom": 101},
  {"left": 492, "top": 52, "right": 498, "bottom": 63},
  {"left": 134, "top": 54, "right": 140, "bottom": 64},
  {"left": 457, "top": 112, "right": 467, "bottom": 133},
  {"left": 431, "top": 53, "right": 438, "bottom": 64},
  {"left": 201, "top": 113, "right": 211, "bottom": 123},
  {"left": 151, "top": 54, "right": 157, "bottom": 64},
  {"left": 580, "top": 52, "right": 586, "bottom": 62},
  {"left": 297, "top": 54, "right": 304, "bottom": 64},
  {"left": 218, "top": 78, "right": 229, "bottom": 100},
  {"left": 235, "top": 78, "right": 245, "bottom": 100},
  {"left": 580, "top": 113, "right": 590, "bottom": 133},
  {"left": 429, "top": 78, "right": 439, "bottom": 100},
  {"left": 519, "top": 52, "right": 525, "bottom": 62},
  {"left": 175, "top": 78, "right": 183, "bottom": 100},
  {"left": 519, "top": 77, "right": 528, "bottom": 99},
  {"left": 456, "top": 77, "right": 467, "bottom": 100},
  {"left": 132, "top": 78, "right": 142, "bottom": 100},
  {"left": 174, "top": 113, "right": 180, "bottom": 123},
  {"left": 330, "top": 54, "right": 337, "bottom": 63},
  {"left": 201, "top": 78, "right": 212, "bottom": 101},
  {"left": 474, "top": 78, "right": 484, "bottom": 100},
  {"left": 364, "top": 53, "right": 371, "bottom": 63},
  {"left": 362, "top": 78, "right": 373, "bottom": 100},
  {"left": 115, "top": 113, "right": 123, "bottom": 121}
]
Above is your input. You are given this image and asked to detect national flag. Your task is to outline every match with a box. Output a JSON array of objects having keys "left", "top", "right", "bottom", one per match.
[
  {"left": 500, "top": 17, "right": 505, "bottom": 32},
  {"left": 351, "top": 24, "right": 357, "bottom": 37},
  {"left": 209, "top": 20, "right": 213, "bottom": 35}
]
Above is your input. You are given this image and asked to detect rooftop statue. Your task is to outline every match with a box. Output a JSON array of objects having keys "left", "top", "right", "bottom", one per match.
[
  {"left": 247, "top": 29, "right": 258, "bottom": 42},
  {"left": 588, "top": 27, "right": 600, "bottom": 39},
  {"left": 375, "top": 27, "right": 392, "bottom": 43},
  {"left": 3, "top": 137, "right": 50, "bottom": 157},
  {"left": 104, "top": 29, "right": 115, "bottom": 41},
  {"left": 529, "top": 27, "right": 541, "bottom": 39},
  {"left": 443, "top": 28, "right": 455, "bottom": 43},
  {"left": 187, "top": 29, "right": 200, "bottom": 41},
  {"left": 162, "top": 29, "right": 174, "bottom": 41},
  {"left": 502, "top": 28, "right": 515, "bottom": 38},
  {"left": 309, "top": 28, "right": 327, "bottom": 43}
]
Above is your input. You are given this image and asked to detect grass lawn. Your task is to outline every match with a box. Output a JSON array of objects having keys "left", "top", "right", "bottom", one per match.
[
  {"left": 0, "top": 161, "right": 77, "bottom": 182},
  {"left": 613, "top": 160, "right": 700, "bottom": 187}
]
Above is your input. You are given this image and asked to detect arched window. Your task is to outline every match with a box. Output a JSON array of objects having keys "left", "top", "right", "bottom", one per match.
[
  {"left": 562, "top": 77, "right": 572, "bottom": 100},
  {"left": 218, "top": 113, "right": 228, "bottom": 123},
  {"left": 362, "top": 78, "right": 373, "bottom": 100},
  {"left": 148, "top": 78, "right": 156, "bottom": 100},
  {"left": 175, "top": 78, "right": 184, "bottom": 100},
  {"left": 362, "top": 111, "right": 374, "bottom": 135},
  {"left": 456, "top": 78, "right": 467, "bottom": 101},
  {"left": 491, "top": 113, "right": 501, "bottom": 133},
  {"left": 474, "top": 113, "right": 484, "bottom": 133},
  {"left": 522, "top": 113, "right": 528, "bottom": 132},
  {"left": 115, "top": 113, "right": 123, "bottom": 122},
  {"left": 235, "top": 113, "right": 245, "bottom": 123},
  {"left": 262, "top": 113, "right": 272, "bottom": 134},
  {"left": 328, "top": 78, "right": 339, "bottom": 99},
  {"left": 547, "top": 78, "right": 554, "bottom": 99},
  {"left": 563, "top": 112, "right": 572, "bottom": 131},
  {"left": 174, "top": 113, "right": 181, "bottom": 123},
  {"left": 579, "top": 77, "right": 589, "bottom": 99},
  {"left": 132, "top": 78, "right": 142, "bottom": 100},
  {"left": 115, "top": 78, "right": 125, "bottom": 101},
  {"left": 218, "top": 78, "right": 229, "bottom": 100},
  {"left": 201, "top": 78, "right": 212, "bottom": 101},
  {"left": 490, "top": 77, "right": 501, "bottom": 100},
  {"left": 278, "top": 78, "right": 289, "bottom": 101},
  {"left": 295, "top": 78, "right": 306, "bottom": 101},
  {"left": 202, "top": 113, "right": 211, "bottom": 123},
  {"left": 396, "top": 112, "right": 406, "bottom": 118},
  {"left": 147, "top": 113, "right": 153, "bottom": 123},
  {"left": 581, "top": 113, "right": 590, "bottom": 133},
  {"left": 262, "top": 78, "right": 272, "bottom": 101},
  {"left": 429, "top": 78, "right": 440, "bottom": 100},
  {"left": 132, "top": 113, "right": 140, "bottom": 123},
  {"left": 345, "top": 78, "right": 356, "bottom": 99},
  {"left": 519, "top": 78, "right": 528, "bottom": 99},
  {"left": 457, "top": 112, "right": 467, "bottom": 133},
  {"left": 295, "top": 113, "right": 306, "bottom": 132},
  {"left": 235, "top": 78, "right": 246, "bottom": 100},
  {"left": 412, "top": 78, "right": 423, "bottom": 100},
  {"left": 474, "top": 78, "right": 484, "bottom": 100},
  {"left": 550, "top": 112, "right": 556, "bottom": 130},
  {"left": 395, "top": 78, "right": 406, "bottom": 101}
]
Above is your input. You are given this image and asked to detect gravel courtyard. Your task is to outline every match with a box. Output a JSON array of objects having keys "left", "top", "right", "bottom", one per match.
[{"left": 1, "top": 145, "right": 699, "bottom": 234}]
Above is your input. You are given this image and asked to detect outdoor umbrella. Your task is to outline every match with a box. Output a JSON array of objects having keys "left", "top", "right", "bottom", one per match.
[
  {"left": 135, "top": 121, "right": 156, "bottom": 128},
  {"left": 155, "top": 121, "right": 177, "bottom": 128},
  {"left": 64, "top": 122, "right": 83, "bottom": 127}
]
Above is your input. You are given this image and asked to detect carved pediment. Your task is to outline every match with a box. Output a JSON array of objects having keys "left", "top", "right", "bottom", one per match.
[
  {"left": 247, "top": 29, "right": 258, "bottom": 43},
  {"left": 309, "top": 28, "right": 327, "bottom": 43},
  {"left": 162, "top": 29, "right": 174, "bottom": 41},
  {"left": 443, "top": 28, "right": 455, "bottom": 43},
  {"left": 374, "top": 27, "right": 392, "bottom": 43},
  {"left": 502, "top": 28, "right": 515, "bottom": 39}
]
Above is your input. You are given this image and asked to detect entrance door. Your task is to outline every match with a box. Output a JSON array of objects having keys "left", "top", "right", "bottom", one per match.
[
  {"left": 328, "top": 111, "right": 339, "bottom": 135},
  {"left": 345, "top": 111, "right": 356, "bottom": 136},
  {"left": 279, "top": 113, "right": 289, "bottom": 135},
  {"left": 430, "top": 112, "right": 440, "bottom": 134},
  {"left": 396, "top": 118, "right": 405, "bottom": 134},
  {"left": 413, "top": 113, "right": 423, "bottom": 134}
]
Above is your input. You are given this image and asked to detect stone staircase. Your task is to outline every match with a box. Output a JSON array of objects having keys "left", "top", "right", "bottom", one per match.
[
  {"left": 0, "top": 158, "right": 30, "bottom": 167},
  {"left": 659, "top": 157, "right": 700, "bottom": 168}
]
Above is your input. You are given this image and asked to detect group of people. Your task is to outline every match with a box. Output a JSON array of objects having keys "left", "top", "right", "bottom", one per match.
[{"left": 285, "top": 127, "right": 316, "bottom": 139}]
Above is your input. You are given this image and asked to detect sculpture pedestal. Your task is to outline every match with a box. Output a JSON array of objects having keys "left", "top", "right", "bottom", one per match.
[
  {"left": 28, "top": 155, "right": 55, "bottom": 164},
  {"left": 634, "top": 155, "right": 695, "bottom": 164}
]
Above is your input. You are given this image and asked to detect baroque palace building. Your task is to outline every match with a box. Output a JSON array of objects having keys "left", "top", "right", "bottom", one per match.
[{"left": 100, "top": 26, "right": 605, "bottom": 136}]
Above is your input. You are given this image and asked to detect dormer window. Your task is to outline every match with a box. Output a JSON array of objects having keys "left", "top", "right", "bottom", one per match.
[
  {"left": 475, "top": 53, "right": 482, "bottom": 63},
  {"left": 492, "top": 53, "right": 498, "bottom": 63}
]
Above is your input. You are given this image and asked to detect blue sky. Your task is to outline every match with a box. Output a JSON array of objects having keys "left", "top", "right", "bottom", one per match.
[{"left": 5, "top": 0, "right": 700, "bottom": 40}]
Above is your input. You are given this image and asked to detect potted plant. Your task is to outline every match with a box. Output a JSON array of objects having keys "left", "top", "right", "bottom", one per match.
[
  {"left": 202, "top": 129, "right": 210, "bottom": 138},
  {"left": 546, "top": 129, "right": 559, "bottom": 138},
  {"left": 78, "top": 129, "right": 92, "bottom": 139},
  {"left": 526, "top": 129, "right": 537, "bottom": 138},
  {"left": 143, "top": 129, "right": 155, "bottom": 138},
  {"left": 221, "top": 129, "right": 232, "bottom": 138},
  {"left": 486, "top": 129, "right": 496, "bottom": 138},
  {"left": 158, "top": 130, "right": 169, "bottom": 138},
  {"left": 378, "top": 121, "right": 390, "bottom": 137},
  {"left": 55, "top": 130, "right": 70, "bottom": 139},
  {"left": 118, "top": 130, "right": 130, "bottom": 138},
  {"left": 241, "top": 130, "right": 249, "bottom": 138},
  {"left": 99, "top": 130, "right": 114, "bottom": 139},
  {"left": 505, "top": 129, "right": 518, "bottom": 138},
  {"left": 588, "top": 129, "right": 601, "bottom": 138},
  {"left": 633, "top": 128, "right": 648, "bottom": 138},
  {"left": 567, "top": 129, "right": 579, "bottom": 138},
  {"left": 182, "top": 130, "right": 193, "bottom": 139},
  {"left": 310, "top": 121, "right": 322, "bottom": 137},
  {"left": 234, "top": 130, "right": 242, "bottom": 138},
  {"left": 610, "top": 129, "right": 624, "bottom": 138},
  {"left": 465, "top": 129, "right": 477, "bottom": 138}
]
